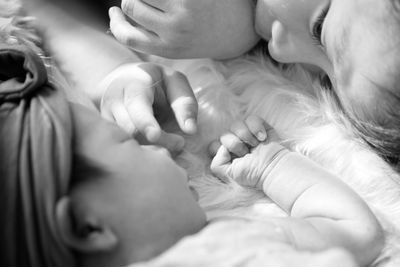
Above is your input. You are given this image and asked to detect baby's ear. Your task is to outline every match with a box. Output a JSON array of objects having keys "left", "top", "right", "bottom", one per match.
[{"left": 55, "top": 197, "right": 118, "bottom": 253}]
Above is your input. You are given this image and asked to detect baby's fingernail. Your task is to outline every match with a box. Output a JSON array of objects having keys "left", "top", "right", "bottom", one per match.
[
  {"left": 184, "top": 118, "right": 197, "bottom": 135},
  {"left": 145, "top": 126, "right": 161, "bottom": 142},
  {"left": 256, "top": 131, "right": 266, "bottom": 141}
]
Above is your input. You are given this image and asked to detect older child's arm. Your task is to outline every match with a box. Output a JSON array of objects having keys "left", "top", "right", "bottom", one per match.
[{"left": 211, "top": 116, "right": 384, "bottom": 267}]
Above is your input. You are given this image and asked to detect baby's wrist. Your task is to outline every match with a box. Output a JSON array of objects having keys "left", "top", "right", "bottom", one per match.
[{"left": 256, "top": 143, "right": 290, "bottom": 190}]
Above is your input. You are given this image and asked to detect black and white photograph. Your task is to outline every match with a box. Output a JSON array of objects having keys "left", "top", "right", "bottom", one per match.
[{"left": 1, "top": 0, "right": 399, "bottom": 266}]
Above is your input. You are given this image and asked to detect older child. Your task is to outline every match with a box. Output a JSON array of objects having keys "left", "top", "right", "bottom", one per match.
[{"left": 110, "top": 0, "right": 400, "bottom": 168}]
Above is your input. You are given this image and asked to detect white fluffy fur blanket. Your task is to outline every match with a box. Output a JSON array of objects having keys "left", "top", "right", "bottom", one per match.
[
  {"left": 2, "top": 1, "right": 399, "bottom": 265},
  {"left": 130, "top": 55, "right": 400, "bottom": 267}
]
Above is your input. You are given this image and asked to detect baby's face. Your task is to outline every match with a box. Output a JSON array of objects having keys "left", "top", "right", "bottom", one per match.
[
  {"left": 255, "top": 0, "right": 400, "bottom": 119},
  {"left": 70, "top": 104, "right": 206, "bottom": 265}
]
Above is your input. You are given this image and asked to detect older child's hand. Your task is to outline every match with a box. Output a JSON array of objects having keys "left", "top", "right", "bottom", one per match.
[
  {"left": 99, "top": 62, "right": 198, "bottom": 152},
  {"left": 109, "top": 0, "right": 259, "bottom": 59},
  {"left": 210, "top": 116, "right": 286, "bottom": 189}
]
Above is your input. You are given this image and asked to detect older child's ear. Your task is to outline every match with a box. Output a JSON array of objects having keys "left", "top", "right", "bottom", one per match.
[{"left": 55, "top": 197, "right": 118, "bottom": 253}]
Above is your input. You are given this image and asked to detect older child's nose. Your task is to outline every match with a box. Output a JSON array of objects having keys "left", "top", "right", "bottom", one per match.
[{"left": 268, "top": 20, "right": 296, "bottom": 63}]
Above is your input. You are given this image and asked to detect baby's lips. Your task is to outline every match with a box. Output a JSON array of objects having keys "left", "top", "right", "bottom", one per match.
[{"left": 189, "top": 185, "right": 199, "bottom": 201}]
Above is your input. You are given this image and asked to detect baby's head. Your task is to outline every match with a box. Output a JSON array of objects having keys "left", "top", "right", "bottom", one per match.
[
  {"left": 0, "top": 17, "right": 205, "bottom": 267},
  {"left": 67, "top": 104, "right": 206, "bottom": 267},
  {"left": 253, "top": 0, "right": 400, "bottom": 166}
]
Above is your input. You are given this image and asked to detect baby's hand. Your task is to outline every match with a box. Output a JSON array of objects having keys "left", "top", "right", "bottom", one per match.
[
  {"left": 99, "top": 62, "right": 198, "bottom": 152},
  {"left": 210, "top": 116, "right": 286, "bottom": 189}
]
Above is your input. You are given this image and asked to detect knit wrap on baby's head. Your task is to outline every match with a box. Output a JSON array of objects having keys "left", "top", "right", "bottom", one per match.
[
  {"left": 0, "top": 42, "right": 75, "bottom": 267},
  {"left": 0, "top": 43, "right": 47, "bottom": 101}
]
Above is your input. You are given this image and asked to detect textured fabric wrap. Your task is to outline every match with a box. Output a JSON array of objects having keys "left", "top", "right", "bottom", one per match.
[{"left": 0, "top": 43, "right": 75, "bottom": 267}]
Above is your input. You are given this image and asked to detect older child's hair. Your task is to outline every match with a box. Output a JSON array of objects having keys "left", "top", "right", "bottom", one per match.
[
  {"left": 351, "top": 0, "right": 400, "bottom": 170},
  {"left": 335, "top": 0, "right": 400, "bottom": 171},
  {"left": 349, "top": 109, "right": 400, "bottom": 171}
]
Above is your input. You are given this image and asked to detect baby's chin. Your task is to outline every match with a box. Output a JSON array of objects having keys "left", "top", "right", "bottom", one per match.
[
  {"left": 173, "top": 151, "right": 205, "bottom": 202},
  {"left": 174, "top": 150, "right": 209, "bottom": 178}
]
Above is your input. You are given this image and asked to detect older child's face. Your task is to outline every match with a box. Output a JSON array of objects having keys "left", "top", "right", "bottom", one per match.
[
  {"left": 255, "top": 0, "right": 333, "bottom": 75},
  {"left": 255, "top": 0, "right": 400, "bottom": 116},
  {"left": 71, "top": 104, "right": 206, "bottom": 266}
]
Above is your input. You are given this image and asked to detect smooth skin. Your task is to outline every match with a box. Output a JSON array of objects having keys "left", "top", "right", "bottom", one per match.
[
  {"left": 25, "top": 0, "right": 199, "bottom": 152},
  {"left": 210, "top": 115, "right": 384, "bottom": 267},
  {"left": 111, "top": 0, "right": 400, "bottom": 123},
  {"left": 56, "top": 103, "right": 206, "bottom": 267},
  {"left": 109, "top": 0, "right": 259, "bottom": 59},
  {"left": 99, "top": 62, "right": 198, "bottom": 151},
  {"left": 254, "top": 0, "right": 400, "bottom": 120}
]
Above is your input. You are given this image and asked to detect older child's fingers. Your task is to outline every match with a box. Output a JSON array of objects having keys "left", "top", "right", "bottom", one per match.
[
  {"left": 220, "top": 133, "right": 249, "bottom": 157},
  {"left": 208, "top": 140, "right": 222, "bottom": 157},
  {"left": 230, "top": 120, "right": 259, "bottom": 147},
  {"left": 210, "top": 145, "right": 232, "bottom": 182},
  {"left": 109, "top": 7, "right": 159, "bottom": 50},
  {"left": 110, "top": 103, "right": 138, "bottom": 136},
  {"left": 245, "top": 115, "right": 268, "bottom": 142},
  {"left": 140, "top": 0, "right": 170, "bottom": 12},
  {"left": 121, "top": 0, "right": 167, "bottom": 33}
]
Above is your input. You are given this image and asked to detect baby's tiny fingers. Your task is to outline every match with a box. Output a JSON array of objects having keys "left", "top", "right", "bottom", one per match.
[
  {"left": 210, "top": 146, "right": 232, "bottom": 182},
  {"left": 230, "top": 120, "right": 258, "bottom": 147},
  {"left": 245, "top": 115, "right": 268, "bottom": 142},
  {"left": 220, "top": 133, "right": 249, "bottom": 157}
]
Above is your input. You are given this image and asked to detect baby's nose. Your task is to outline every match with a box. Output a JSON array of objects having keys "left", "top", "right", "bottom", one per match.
[{"left": 144, "top": 145, "right": 172, "bottom": 158}]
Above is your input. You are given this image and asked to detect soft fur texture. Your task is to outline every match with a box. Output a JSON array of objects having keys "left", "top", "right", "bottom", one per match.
[{"left": 152, "top": 55, "right": 400, "bottom": 266}]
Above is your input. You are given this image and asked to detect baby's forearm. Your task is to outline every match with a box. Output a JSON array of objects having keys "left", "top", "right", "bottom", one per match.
[{"left": 261, "top": 144, "right": 384, "bottom": 266}]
